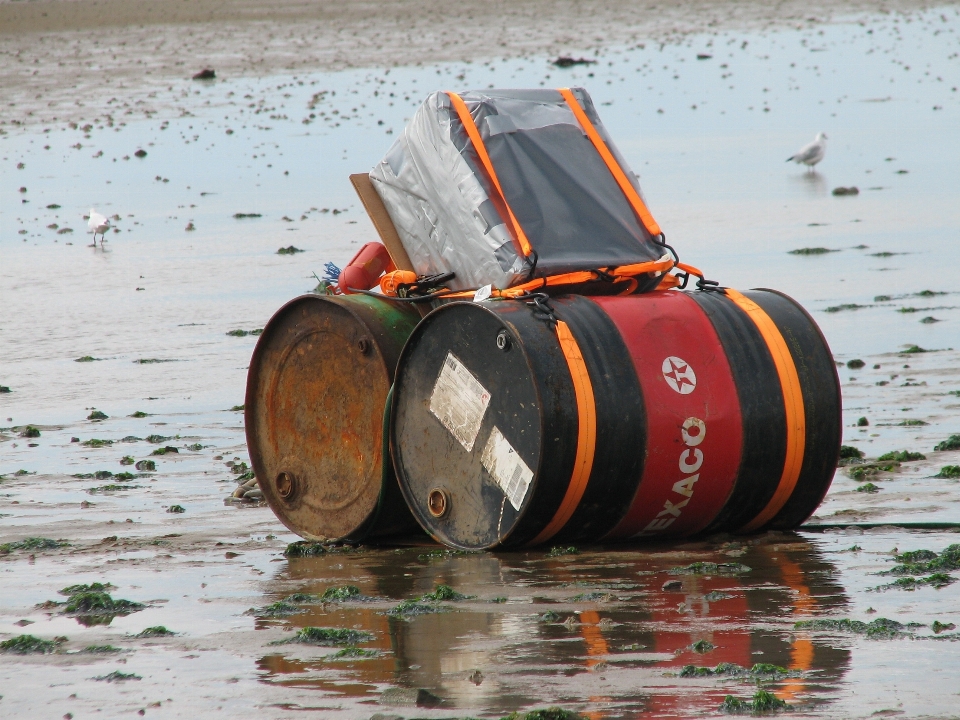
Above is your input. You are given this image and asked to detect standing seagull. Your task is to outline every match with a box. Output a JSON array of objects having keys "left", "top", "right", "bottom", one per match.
[
  {"left": 88, "top": 208, "right": 110, "bottom": 246},
  {"left": 787, "top": 132, "right": 828, "bottom": 172}
]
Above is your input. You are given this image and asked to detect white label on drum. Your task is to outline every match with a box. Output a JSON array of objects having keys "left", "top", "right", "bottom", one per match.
[
  {"left": 429, "top": 352, "right": 491, "bottom": 452},
  {"left": 481, "top": 426, "right": 533, "bottom": 511}
]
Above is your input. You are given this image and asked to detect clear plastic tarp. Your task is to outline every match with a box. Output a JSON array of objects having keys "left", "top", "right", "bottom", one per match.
[{"left": 370, "top": 88, "right": 663, "bottom": 291}]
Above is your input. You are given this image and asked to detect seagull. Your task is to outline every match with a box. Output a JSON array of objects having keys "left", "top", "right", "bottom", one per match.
[
  {"left": 88, "top": 208, "right": 110, "bottom": 246},
  {"left": 787, "top": 132, "right": 827, "bottom": 171}
]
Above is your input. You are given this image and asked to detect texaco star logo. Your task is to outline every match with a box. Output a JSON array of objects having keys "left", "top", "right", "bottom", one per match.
[{"left": 662, "top": 356, "right": 697, "bottom": 395}]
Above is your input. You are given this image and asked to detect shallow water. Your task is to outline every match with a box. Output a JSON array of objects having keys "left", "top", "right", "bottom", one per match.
[{"left": 2, "top": 5, "right": 960, "bottom": 718}]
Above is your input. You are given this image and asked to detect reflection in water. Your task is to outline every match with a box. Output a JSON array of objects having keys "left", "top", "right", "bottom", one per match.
[
  {"left": 253, "top": 534, "right": 850, "bottom": 717},
  {"left": 789, "top": 170, "right": 829, "bottom": 198}
]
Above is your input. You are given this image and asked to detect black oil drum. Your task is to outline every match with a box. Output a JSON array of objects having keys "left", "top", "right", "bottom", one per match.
[
  {"left": 246, "top": 293, "right": 423, "bottom": 542},
  {"left": 389, "top": 289, "right": 841, "bottom": 549}
]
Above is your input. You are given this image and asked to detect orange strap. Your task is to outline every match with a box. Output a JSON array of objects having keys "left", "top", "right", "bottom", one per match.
[
  {"left": 724, "top": 289, "right": 806, "bottom": 532},
  {"left": 675, "top": 261, "right": 703, "bottom": 278},
  {"left": 446, "top": 92, "right": 534, "bottom": 258},
  {"left": 436, "top": 256, "right": 675, "bottom": 300},
  {"left": 529, "top": 320, "right": 597, "bottom": 545},
  {"left": 559, "top": 88, "right": 662, "bottom": 238}
]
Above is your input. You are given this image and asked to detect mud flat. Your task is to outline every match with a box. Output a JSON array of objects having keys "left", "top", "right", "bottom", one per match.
[{"left": 0, "top": 0, "right": 947, "bottom": 129}]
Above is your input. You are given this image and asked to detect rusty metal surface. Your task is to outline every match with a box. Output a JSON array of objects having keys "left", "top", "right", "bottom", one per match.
[{"left": 245, "top": 293, "right": 420, "bottom": 541}]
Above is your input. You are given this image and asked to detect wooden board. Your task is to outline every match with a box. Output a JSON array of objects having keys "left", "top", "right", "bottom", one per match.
[{"left": 349, "top": 173, "right": 415, "bottom": 272}]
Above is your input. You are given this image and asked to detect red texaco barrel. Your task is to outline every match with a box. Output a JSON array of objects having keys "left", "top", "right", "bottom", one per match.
[{"left": 389, "top": 288, "right": 840, "bottom": 550}]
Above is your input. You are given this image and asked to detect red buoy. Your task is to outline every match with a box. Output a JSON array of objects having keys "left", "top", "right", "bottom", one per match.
[{"left": 338, "top": 242, "right": 395, "bottom": 294}]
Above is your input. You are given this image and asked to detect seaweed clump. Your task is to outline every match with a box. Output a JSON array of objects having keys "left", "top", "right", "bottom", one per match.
[
  {"left": 885, "top": 544, "right": 960, "bottom": 576},
  {"left": 385, "top": 585, "right": 470, "bottom": 619},
  {"left": 720, "top": 690, "right": 789, "bottom": 715},
  {"left": 794, "top": 617, "right": 908, "bottom": 639},
  {"left": 668, "top": 562, "right": 751, "bottom": 576},
  {"left": 681, "top": 663, "right": 795, "bottom": 679},
  {"left": 63, "top": 591, "right": 144, "bottom": 616},
  {"left": 499, "top": 709, "right": 587, "bottom": 720},
  {"left": 251, "top": 601, "right": 302, "bottom": 617},
  {"left": 877, "top": 574, "right": 955, "bottom": 591},
  {"left": 934, "top": 434, "right": 960, "bottom": 451},
  {"left": 285, "top": 627, "right": 372, "bottom": 646},
  {"left": 420, "top": 584, "right": 471, "bottom": 601},
  {"left": 839, "top": 445, "right": 864, "bottom": 460},
  {"left": 877, "top": 450, "right": 925, "bottom": 462},
  {"left": 284, "top": 541, "right": 327, "bottom": 557},
  {"left": 320, "top": 585, "right": 362, "bottom": 602},
  {"left": 93, "top": 671, "right": 141, "bottom": 682},
  {"left": 0, "top": 537, "right": 68, "bottom": 554},
  {"left": 0, "top": 634, "right": 66, "bottom": 654},
  {"left": 136, "top": 626, "right": 175, "bottom": 638},
  {"left": 935, "top": 465, "right": 960, "bottom": 479}
]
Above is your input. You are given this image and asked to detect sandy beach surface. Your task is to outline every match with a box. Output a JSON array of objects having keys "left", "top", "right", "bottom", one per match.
[
  {"left": 0, "top": 0, "right": 948, "bottom": 129},
  {"left": 3, "top": 0, "right": 960, "bottom": 718}
]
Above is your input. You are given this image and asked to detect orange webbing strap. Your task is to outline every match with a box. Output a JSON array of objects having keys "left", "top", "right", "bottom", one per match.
[
  {"left": 446, "top": 92, "right": 534, "bottom": 258},
  {"left": 529, "top": 320, "right": 597, "bottom": 545},
  {"left": 436, "top": 256, "right": 676, "bottom": 301},
  {"left": 675, "top": 261, "right": 703, "bottom": 277},
  {"left": 724, "top": 289, "right": 806, "bottom": 532},
  {"left": 559, "top": 88, "right": 662, "bottom": 238}
]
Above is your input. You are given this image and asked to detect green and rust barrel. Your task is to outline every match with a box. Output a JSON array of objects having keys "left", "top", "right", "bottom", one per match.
[
  {"left": 389, "top": 289, "right": 841, "bottom": 550},
  {"left": 246, "top": 293, "right": 422, "bottom": 542}
]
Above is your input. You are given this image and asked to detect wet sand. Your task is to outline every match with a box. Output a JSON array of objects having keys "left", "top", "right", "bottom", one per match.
[
  {"left": 0, "top": 0, "right": 948, "bottom": 130},
  {"left": 3, "top": 0, "right": 960, "bottom": 717}
]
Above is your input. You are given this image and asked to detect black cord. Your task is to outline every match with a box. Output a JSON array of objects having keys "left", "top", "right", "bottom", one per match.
[{"left": 346, "top": 288, "right": 457, "bottom": 304}]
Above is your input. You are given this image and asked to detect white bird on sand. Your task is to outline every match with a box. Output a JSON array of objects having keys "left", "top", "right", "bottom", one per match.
[
  {"left": 787, "top": 132, "right": 827, "bottom": 171},
  {"left": 88, "top": 208, "right": 110, "bottom": 246}
]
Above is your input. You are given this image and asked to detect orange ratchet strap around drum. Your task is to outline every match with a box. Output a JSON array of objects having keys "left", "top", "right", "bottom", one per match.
[
  {"left": 559, "top": 87, "right": 662, "bottom": 238},
  {"left": 446, "top": 92, "right": 534, "bottom": 258},
  {"left": 724, "top": 288, "right": 806, "bottom": 532},
  {"left": 529, "top": 320, "right": 597, "bottom": 545}
]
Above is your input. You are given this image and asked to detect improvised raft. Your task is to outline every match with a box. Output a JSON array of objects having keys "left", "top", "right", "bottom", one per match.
[{"left": 244, "top": 88, "right": 842, "bottom": 550}]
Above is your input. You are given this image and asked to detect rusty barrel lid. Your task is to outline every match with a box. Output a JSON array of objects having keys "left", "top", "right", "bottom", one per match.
[{"left": 245, "top": 293, "right": 421, "bottom": 542}]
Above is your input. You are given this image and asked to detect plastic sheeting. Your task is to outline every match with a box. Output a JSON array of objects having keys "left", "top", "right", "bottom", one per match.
[{"left": 369, "top": 88, "right": 664, "bottom": 291}]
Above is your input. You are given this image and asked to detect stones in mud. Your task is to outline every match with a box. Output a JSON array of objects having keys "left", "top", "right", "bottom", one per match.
[
  {"left": 135, "top": 460, "right": 156, "bottom": 471},
  {"left": 134, "top": 149, "right": 147, "bottom": 158},
  {"left": 232, "top": 475, "right": 260, "bottom": 500},
  {"left": 662, "top": 580, "right": 683, "bottom": 591},
  {"left": 166, "top": 505, "right": 185, "bottom": 513},
  {"left": 788, "top": 247, "right": 838, "bottom": 255},
  {"left": 192, "top": 68, "right": 216, "bottom": 80},
  {"left": 832, "top": 186, "right": 859, "bottom": 196},
  {"left": 552, "top": 56, "right": 596, "bottom": 67}
]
